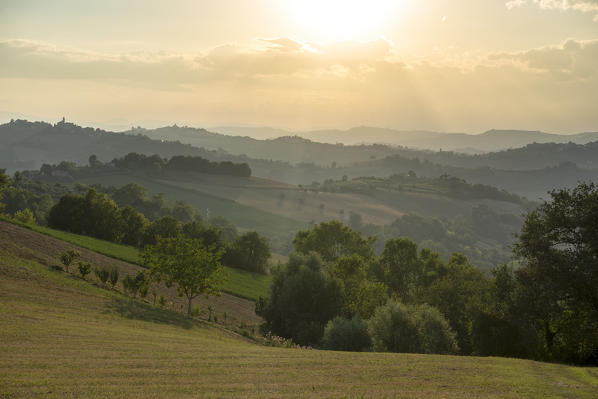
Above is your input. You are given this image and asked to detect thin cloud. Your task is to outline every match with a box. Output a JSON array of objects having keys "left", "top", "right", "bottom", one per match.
[{"left": 506, "top": 0, "right": 598, "bottom": 20}]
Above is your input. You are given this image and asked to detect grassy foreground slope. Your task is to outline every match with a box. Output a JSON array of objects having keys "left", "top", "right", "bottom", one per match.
[
  {"left": 1, "top": 253, "right": 597, "bottom": 398},
  {"left": 0, "top": 218, "right": 271, "bottom": 301}
]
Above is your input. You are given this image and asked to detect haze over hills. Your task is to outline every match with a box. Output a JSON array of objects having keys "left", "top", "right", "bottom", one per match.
[
  {"left": 2, "top": 119, "right": 598, "bottom": 200},
  {"left": 213, "top": 126, "right": 598, "bottom": 153}
]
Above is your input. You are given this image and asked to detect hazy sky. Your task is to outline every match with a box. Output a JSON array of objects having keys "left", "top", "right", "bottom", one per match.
[{"left": 1, "top": 0, "right": 597, "bottom": 133}]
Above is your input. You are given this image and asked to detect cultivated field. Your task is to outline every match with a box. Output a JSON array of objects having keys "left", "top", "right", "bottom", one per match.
[
  {"left": 77, "top": 170, "right": 526, "bottom": 230},
  {"left": 1, "top": 223, "right": 597, "bottom": 398}
]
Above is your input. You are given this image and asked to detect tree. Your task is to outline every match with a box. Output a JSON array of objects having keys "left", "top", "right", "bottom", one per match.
[
  {"left": 368, "top": 300, "right": 457, "bottom": 355},
  {"left": 59, "top": 250, "right": 80, "bottom": 273},
  {"left": 182, "top": 221, "right": 223, "bottom": 248},
  {"left": 422, "top": 253, "right": 491, "bottom": 355},
  {"left": 143, "top": 216, "right": 181, "bottom": 246},
  {"left": 256, "top": 252, "right": 343, "bottom": 346},
  {"left": 321, "top": 315, "right": 371, "bottom": 352},
  {"left": 375, "top": 237, "right": 422, "bottom": 301},
  {"left": 293, "top": 221, "right": 375, "bottom": 263},
  {"left": 112, "top": 183, "right": 147, "bottom": 208},
  {"left": 88, "top": 154, "right": 102, "bottom": 168},
  {"left": 47, "top": 189, "right": 124, "bottom": 242},
  {"left": 78, "top": 261, "right": 91, "bottom": 279},
  {"left": 224, "top": 232, "right": 271, "bottom": 273},
  {"left": 120, "top": 206, "right": 149, "bottom": 247},
  {"left": 331, "top": 254, "right": 386, "bottom": 318},
  {"left": 143, "top": 235, "right": 226, "bottom": 316},
  {"left": 122, "top": 271, "right": 148, "bottom": 297},
  {"left": 0, "top": 170, "right": 9, "bottom": 211},
  {"left": 514, "top": 182, "right": 598, "bottom": 363}
]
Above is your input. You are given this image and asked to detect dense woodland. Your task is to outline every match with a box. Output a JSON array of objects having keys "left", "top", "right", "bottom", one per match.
[{"left": 258, "top": 182, "right": 598, "bottom": 364}]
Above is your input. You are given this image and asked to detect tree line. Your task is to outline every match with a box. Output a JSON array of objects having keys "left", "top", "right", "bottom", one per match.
[{"left": 38, "top": 152, "right": 252, "bottom": 178}]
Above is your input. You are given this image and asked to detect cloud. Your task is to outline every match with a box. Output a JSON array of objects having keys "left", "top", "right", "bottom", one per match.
[
  {"left": 0, "top": 37, "right": 597, "bottom": 132},
  {"left": 490, "top": 38, "right": 598, "bottom": 79},
  {"left": 0, "top": 38, "right": 397, "bottom": 87},
  {"left": 506, "top": 0, "right": 598, "bottom": 20}
]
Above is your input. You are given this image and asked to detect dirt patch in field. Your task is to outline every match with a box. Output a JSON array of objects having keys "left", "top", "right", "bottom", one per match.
[{"left": 0, "top": 221, "right": 261, "bottom": 329}]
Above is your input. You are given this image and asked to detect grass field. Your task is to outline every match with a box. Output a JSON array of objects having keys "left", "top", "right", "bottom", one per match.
[
  {"left": 1, "top": 253, "right": 597, "bottom": 398},
  {"left": 0, "top": 217, "right": 271, "bottom": 301}
]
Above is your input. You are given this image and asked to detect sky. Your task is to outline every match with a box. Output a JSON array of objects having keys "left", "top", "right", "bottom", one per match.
[{"left": 1, "top": 0, "right": 597, "bottom": 133}]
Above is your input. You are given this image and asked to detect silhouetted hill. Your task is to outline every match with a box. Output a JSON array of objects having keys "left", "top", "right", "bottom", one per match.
[
  {"left": 0, "top": 119, "right": 243, "bottom": 173},
  {"left": 131, "top": 125, "right": 400, "bottom": 166},
  {"left": 2, "top": 119, "right": 597, "bottom": 199},
  {"left": 295, "top": 127, "right": 598, "bottom": 153}
]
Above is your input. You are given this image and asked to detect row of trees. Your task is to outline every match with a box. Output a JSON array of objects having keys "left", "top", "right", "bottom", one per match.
[
  {"left": 258, "top": 183, "right": 598, "bottom": 364},
  {"left": 47, "top": 188, "right": 271, "bottom": 274},
  {"left": 111, "top": 153, "right": 251, "bottom": 177}
]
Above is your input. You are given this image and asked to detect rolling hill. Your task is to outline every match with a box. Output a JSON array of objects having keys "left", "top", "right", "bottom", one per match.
[
  {"left": 1, "top": 225, "right": 597, "bottom": 398},
  {"left": 213, "top": 125, "right": 598, "bottom": 153}
]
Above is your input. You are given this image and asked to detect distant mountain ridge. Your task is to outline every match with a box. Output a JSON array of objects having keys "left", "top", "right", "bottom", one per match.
[
  {"left": 1, "top": 119, "right": 598, "bottom": 199},
  {"left": 212, "top": 126, "right": 598, "bottom": 153}
]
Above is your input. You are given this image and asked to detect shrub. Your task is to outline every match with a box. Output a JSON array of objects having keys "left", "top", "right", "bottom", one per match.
[
  {"left": 413, "top": 304, "right": 459, "bottom": 354},
  {"left": 368, "top": 300, "right": 458, "bottom": 355},
  {"left": 321, "top": 315, "right": 371, "bottom": 352},
  {"left": 368, "top": 300, "right": 421, "bottom": 353},
  {"left": 13, "top": 208, "right": 36, "bottom": 225},
  {"left": 158, "top": 296, "right": 166, "bottom": 307},
  {"left": 108, "top": 266, "right": 120, "bottom": 288},
  {"left": 122, "top": 275, "right": 138, "bottom": 297},
  {"left": 59, "top": 249, "right": 80, "bottom": 273},
  {"left": 78, "top": 261, "right": 91, "bottom": 279},
  {"left": 94, "top": 266, "right": 110, "bottom": 285},
  {"left": 122, "top": 271, "right": 149, "bottom": 298}
]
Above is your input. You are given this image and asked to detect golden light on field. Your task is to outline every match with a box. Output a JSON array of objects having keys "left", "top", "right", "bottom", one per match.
[{"left": 288, "top": 0, "right": 407, "bottom": 41}]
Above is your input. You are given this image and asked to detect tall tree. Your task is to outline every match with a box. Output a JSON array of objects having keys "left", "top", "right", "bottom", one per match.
[{"left": 514, "top": 182, "right": 598, "bottom": 363}]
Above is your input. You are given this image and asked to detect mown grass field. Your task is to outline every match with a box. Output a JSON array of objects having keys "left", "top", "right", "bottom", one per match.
[
  {"left": 1, "top": 253, "right": 597, "bottom": 398},
  {"left": 0, "top": 217, "right": 271, "bottom": 301}
]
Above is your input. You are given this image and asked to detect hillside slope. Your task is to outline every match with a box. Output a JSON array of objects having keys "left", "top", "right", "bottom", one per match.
[
  {"left": 1, "top": 235, "right": 597, "bottom": 398},
  {"left": 0, "top": 220, "right": 262, "bottom": 325}
]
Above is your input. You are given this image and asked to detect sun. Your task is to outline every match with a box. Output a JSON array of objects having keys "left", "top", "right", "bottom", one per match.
[{"left": 288, "top": 0, "right": 406, "bottom": 42}]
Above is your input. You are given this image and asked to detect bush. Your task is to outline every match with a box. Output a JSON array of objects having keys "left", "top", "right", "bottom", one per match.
[
  {"left": 321, "top": 315, "right": 371, "bottom": 351},
  {"left": 59, "top": 249, "right": 80, "bottom": 273},
  {"left": 94, "top": 266, "right": 110, "bottom": 285},
  {"left": 368, "top": 300, "right": 458, "bottom": 355},
  {"left": 413, "top": 304, "right": 459, "bottom": 354},
  {"left": 122, "top": 271, "right": 149, "bottom": 298},
  {"left": 108, "top": 266, "right": 120, "bottom": 288},
  {"left": 78, "top": 261, "right": 91, "bottom": 279},
  {"left": 122, "top": 275, "right": 138, "bottom": 297},
  {"left": 368, "top": 300, "right": 421, "bottom": 353},
  {"left": 13, "top": 208, "right": 36, "bottom": 225}
]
